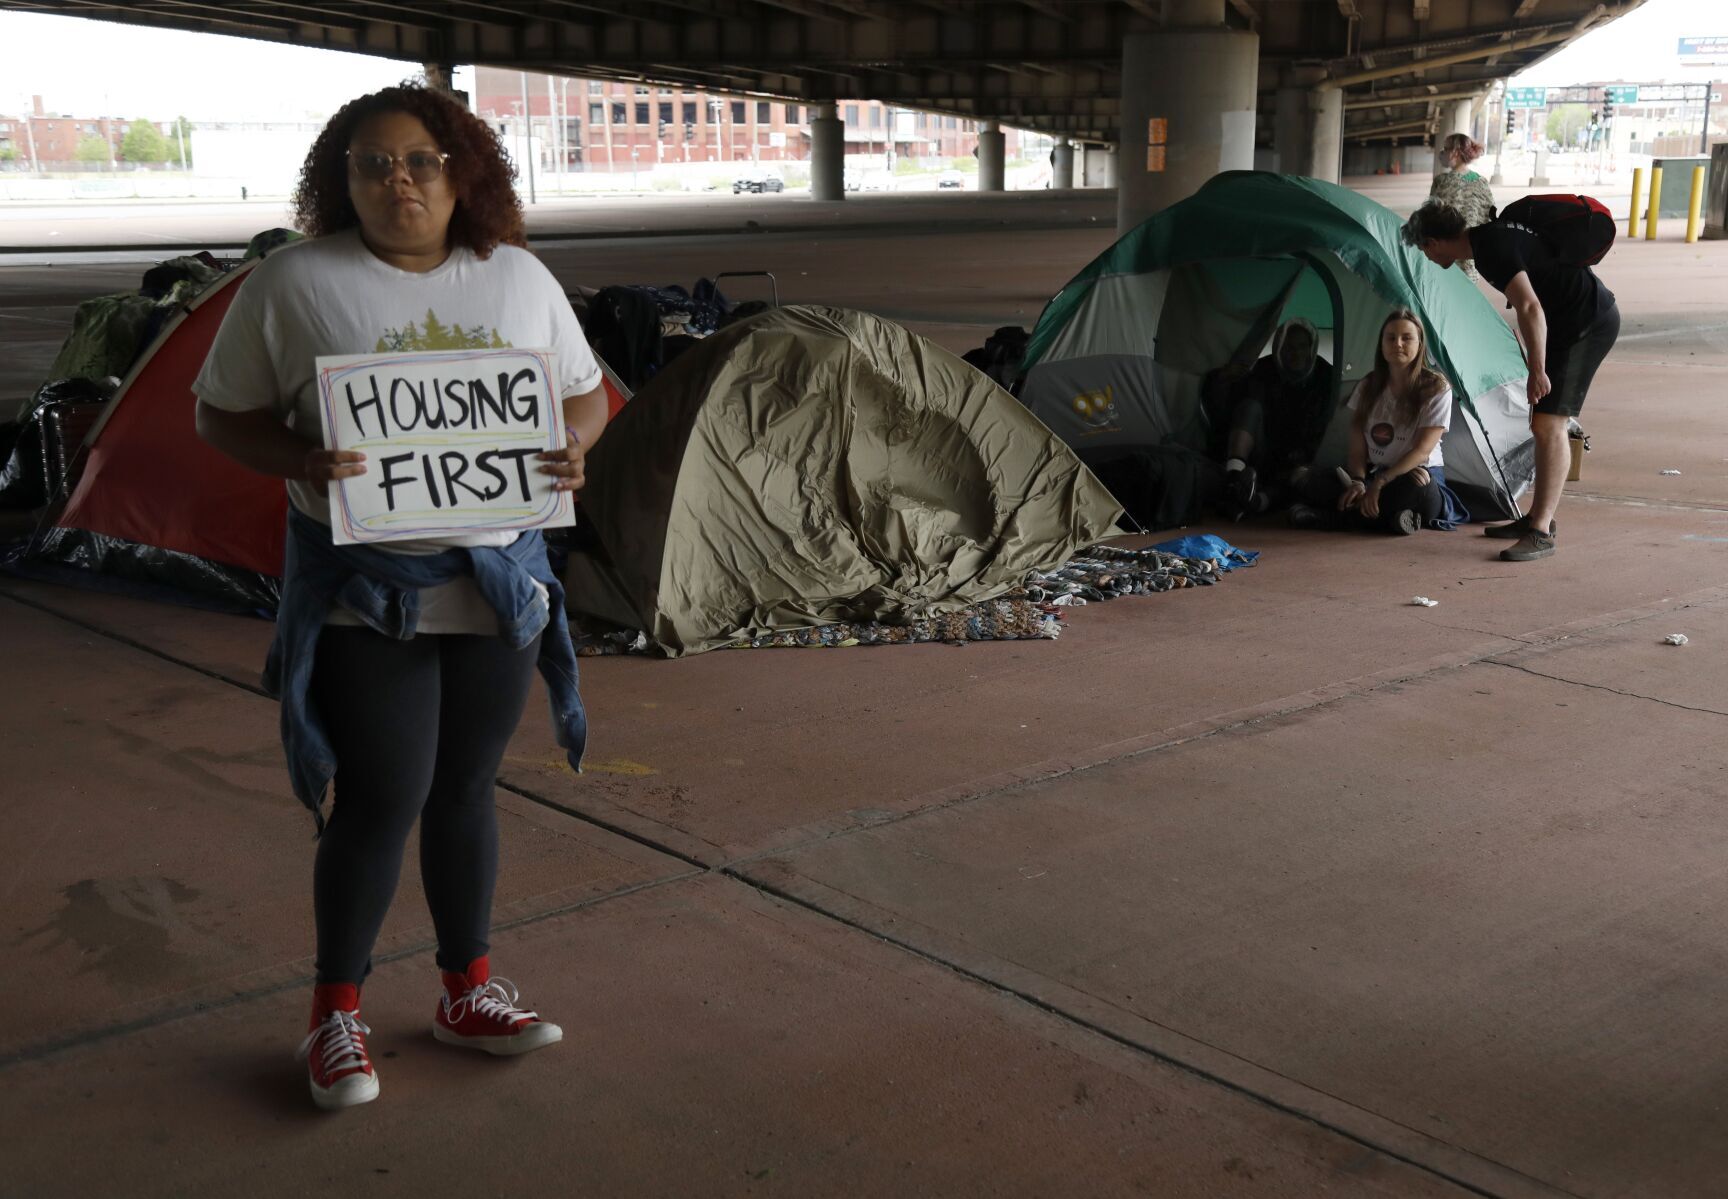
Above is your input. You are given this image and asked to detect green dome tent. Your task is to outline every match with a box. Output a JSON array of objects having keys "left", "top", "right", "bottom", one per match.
[
  {"left": 565, "top": 306, "right": 1124, "bottom": 656},
  {"left": 1019, "top": 171, "right": 1535, "bottom": 520}
]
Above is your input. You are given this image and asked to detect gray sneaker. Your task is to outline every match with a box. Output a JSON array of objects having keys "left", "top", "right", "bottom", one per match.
[
  {"left": 1486, "top": 516, "right": 1555, "bottom": 540},
  {"left": 1499, "top": 527, "right": 1557, "bottom": 561}
]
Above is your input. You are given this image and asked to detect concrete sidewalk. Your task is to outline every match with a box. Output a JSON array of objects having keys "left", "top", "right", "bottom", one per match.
[{"left": 2, "top": 197, "right": 1726, "bottom": 1198}]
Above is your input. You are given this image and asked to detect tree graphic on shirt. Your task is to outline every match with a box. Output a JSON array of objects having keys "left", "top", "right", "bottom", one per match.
[{"left": 373, "top": 309, "right": 511, "bottom": 352}]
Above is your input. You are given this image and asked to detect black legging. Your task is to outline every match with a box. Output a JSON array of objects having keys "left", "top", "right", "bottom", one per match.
[
  {"left": 1300, "top": 466, "right": 1443, "bottom": 532},
  {"left": 310, "top": 626, "right": 542, "bottom": 984}
]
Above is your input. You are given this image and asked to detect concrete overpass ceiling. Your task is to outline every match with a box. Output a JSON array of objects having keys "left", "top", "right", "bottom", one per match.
[{"left": 3, "top": 0, "right": 1645, "bottom": 145}]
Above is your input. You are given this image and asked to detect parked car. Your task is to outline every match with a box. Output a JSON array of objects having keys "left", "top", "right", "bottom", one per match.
[
  {"left": 937, "top": 169, "right": 966, "bottom": 189},
  {"left": 733, "top": 170, "right": 785, "bottom": 194}
]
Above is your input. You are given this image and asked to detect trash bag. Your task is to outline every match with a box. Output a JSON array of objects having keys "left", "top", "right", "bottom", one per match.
[
  {"left": 587, "top": 286, "right": 665, "bottom": 390},
  {"left": 0, "top": 377, "right": 116, "bottom": 511},
  {"left": 244, "top": 227, "right": 304, "bottom": 261},
  {"left": 46, "top": 293, "right": 161, "bottom": 384},
  {"left": 139, "top": 253, "right": 223, "bottom": 301},
  {"left": 961, "top": 325, "right": 1030, "bottom": 394}
]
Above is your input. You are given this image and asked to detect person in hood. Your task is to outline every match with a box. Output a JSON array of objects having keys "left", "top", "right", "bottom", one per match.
[{"left": 1220, "top": 318, "right": 1334, "bottom": 518}]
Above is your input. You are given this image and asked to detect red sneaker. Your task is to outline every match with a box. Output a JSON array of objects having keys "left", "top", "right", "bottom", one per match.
[
  {"left": 432, "top": 957, "right": 562, "bottom": 1056},
  {"left": 296, "top": 982, "right": 379, "bottom": 1110}
]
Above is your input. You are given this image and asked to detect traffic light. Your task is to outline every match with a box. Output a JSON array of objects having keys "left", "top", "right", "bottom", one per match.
[
  {"left": 1600, "top": 95, "right": 1614, "bottom": 124},
  {"left": 1505, "top": 110, "right": 1516, "bottom": 135}
]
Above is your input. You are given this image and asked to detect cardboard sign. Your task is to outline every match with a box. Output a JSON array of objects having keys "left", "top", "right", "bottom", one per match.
[{"left": 315, "top": 347, "right": 573, "bottom": 546}]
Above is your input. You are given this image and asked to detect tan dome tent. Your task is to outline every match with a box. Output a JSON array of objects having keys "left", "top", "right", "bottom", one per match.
[{"left": 565, "top": 306, "right": 1124, "bottom": 656}]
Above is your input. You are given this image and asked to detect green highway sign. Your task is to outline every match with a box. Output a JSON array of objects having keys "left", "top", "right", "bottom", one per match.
[
  {"left": 1607, "top": 85, "right": 1639, "bottom": 105},
  {"left": 1505, "top": 87, "right": 1547, "bottom": 109}
]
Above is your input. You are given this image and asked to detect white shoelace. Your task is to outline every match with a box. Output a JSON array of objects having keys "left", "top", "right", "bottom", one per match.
[
  {"left": 296, "top": 1009, "right": 372, "bottom": 1076},
  {"left": 446, "top": 977, "right": 539, "bottom": 1025}
]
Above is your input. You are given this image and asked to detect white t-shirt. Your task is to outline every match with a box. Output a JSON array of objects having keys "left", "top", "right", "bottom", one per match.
[
  {"left": 1348, "top": 378, "right": 1452, "bottom": 471},
  {"left": 194, "top": 230, "right": 602, "bottom": 633}
]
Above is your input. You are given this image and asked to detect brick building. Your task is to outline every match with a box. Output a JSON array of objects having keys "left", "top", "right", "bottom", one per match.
[
  {"left": 473, "top": 67, "right": 1020, "bottom": 172},
  {"left": 0, "top": 96, "right": 131, "bottom": 169}
]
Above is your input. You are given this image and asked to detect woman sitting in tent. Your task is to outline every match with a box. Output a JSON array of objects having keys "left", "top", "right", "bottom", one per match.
[
  {"left": 1288, "top": 309, "right": 1467, "bottom": 535},
  {"left": 193, "top": 83, "right": 603, "bottom": 1111}
]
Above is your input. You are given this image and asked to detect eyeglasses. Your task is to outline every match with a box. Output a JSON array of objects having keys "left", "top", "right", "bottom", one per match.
[{"left": 346, "top": 148, "right": 449, "bottom": 184}]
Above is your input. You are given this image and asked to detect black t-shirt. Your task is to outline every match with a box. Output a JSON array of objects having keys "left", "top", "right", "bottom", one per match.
[{"left": 1469, "top": 223, "right": 1616, "bottom": 346}]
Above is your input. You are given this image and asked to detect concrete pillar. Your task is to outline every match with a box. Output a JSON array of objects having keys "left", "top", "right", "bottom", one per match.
[
  {"left": 1118, "top": 0, "right": 1259, "bottom": 232},
  {"left": 423, "top": 62, "right": 468, "bottom": 110},
  {"left": 1449, "top": 98, "right": 1476, "bottom": 146},
  {"left": 1274, "top": 65, "right": 1342, "bottom": 183},
  {"left": 1052, "top": 138, "right": 1076, "bottom": 188},
  {"left": 810, "top": 103, "right": 845, "bottom": 201},
  {"left": 1434, "top": 98, "right": 1477, "bottom": 176},
  {"left": 977, "top": 120, "right": 1006, "bottom": 191}
]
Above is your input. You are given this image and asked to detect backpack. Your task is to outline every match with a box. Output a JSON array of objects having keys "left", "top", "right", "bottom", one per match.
[
  {"left": 1493, "top": 194, "right": 1616, "bottom": 267},
  {"left": 961, "top": 325, "right": 1031, "bottom": 394}
]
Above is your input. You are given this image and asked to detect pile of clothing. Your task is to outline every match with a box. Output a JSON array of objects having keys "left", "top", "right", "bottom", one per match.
[{"left": 570, "top": 537, "right": 1257, "bottom": 656}]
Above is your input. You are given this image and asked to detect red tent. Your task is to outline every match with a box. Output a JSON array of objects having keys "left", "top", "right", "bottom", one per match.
[{"left": 47, "top": 261, "right": 633, "bottom": 599}]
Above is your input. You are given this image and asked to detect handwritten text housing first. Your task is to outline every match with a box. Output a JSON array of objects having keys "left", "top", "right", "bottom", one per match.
[{"left": 316, "top": 347, "right": 571, "bottom": 545}]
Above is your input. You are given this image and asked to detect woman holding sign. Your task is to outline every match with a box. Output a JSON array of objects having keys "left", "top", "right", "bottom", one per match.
[{"left": 194, "top": 84, "right": 607, "bottom": 1111}]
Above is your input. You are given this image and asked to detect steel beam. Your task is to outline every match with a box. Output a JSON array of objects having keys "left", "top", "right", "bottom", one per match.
[{"left": 1319, "top": 27, "right": 1573, "bottom": 88}]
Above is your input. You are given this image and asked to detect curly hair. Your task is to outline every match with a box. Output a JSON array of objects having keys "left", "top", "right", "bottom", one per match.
[{"left": 291, "top": 82, "right": 525, "bottom": 258}]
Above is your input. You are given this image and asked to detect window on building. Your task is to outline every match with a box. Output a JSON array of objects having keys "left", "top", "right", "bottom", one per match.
[
  {"left": 682, "top": 101, "right": 697, "bottom": 124},
  {"left": 634, "top": 84, "right": 649, "bottom": 95},
  {"left": 786, "top": 105, "right": 801, "bottom": 125},
  {"left": 756, "top": 101, "right": 771, "bottom": 123},
  {"left": 945, "top": 115, "right": 956, "bottom": 129},
  {"left": 659, "top": 87, "right": 672, "bottom": 96},
  {"left": 845, "top": 104, "right": 859, "bottom": 126},
  {"left": 634, "top": 102, "right": 650, "bottom": 125},
  {"left": 658, "top": 102, "right": 673, "bottom": 125},
  {"left": 611, "top": 102, "right": 626, "bottom": 124},
  {"left": 590, "top": 103, "right": 604, "bottom": 126},
  {"left": 870, "top": 107, "right": 881, "bottom": 127},
  {"left": 730, "top": 100, "right": 745, "bottom": 124},
  {"left": 588, "top": 80, "right": 602, "bottom": 94}
]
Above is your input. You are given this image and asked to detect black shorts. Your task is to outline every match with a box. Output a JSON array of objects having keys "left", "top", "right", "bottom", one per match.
[{"left": 1537, "top": 304, "right": 1620, "bottom": 418}]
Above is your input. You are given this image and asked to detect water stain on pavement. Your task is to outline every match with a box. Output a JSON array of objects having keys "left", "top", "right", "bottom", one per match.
[{"left": 18, "top": 876, "right": 224, "bottom": 986}]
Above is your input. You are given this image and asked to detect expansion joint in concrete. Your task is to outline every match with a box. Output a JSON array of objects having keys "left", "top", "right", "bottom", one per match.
[
  {"left": 1484, "top": 659, "right": 1728, "bottom": 719},
  {"left": 722, "top": 866, "right": 1533, "bottom": 1199}
]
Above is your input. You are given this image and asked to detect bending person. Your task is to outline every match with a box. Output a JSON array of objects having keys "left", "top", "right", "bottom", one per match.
[
  {"left": 1290, "top": 309, "right": 1467, "bottom": 535},
  {"left": 194, "top": 84, "right": 607, "bottom": 1111},
  {"left": 1221, "top": 318, "right": 1332, "bottom": 518},
  {"left": 1403, "top": 199, "right": 1618, "bottom": 561}
]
